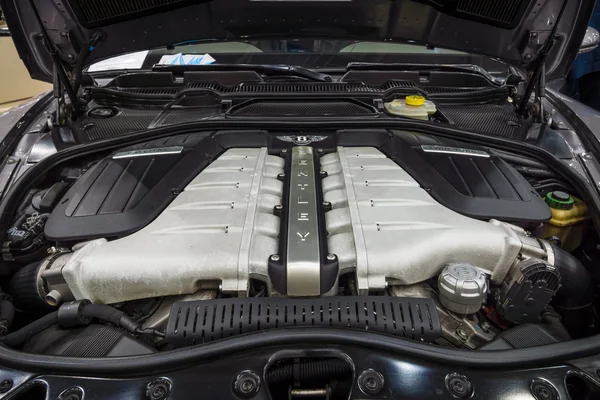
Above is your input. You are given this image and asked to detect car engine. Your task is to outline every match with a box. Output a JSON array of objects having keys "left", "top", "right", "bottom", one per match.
[{"left": 2, "top": 130, "right": 593, "bottom": 352}]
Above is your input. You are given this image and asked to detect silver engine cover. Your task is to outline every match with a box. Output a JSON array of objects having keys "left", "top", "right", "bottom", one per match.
[
  {"left": 321, "top": 147, "right": 538, "bottom": 294},
  {"left": 58, "top": 148, "right": 284, "bottom": 303}
]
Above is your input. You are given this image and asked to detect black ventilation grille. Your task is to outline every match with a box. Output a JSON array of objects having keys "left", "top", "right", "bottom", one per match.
[
  {"left": 166, "top": 297, "right": 441, "bottom": 347},
  {"left": 441, "top": 104, "right": 526, "bottom": 139},
  {"left": 228, "top": 100, "right": 376, "bottom": 117},
  {"left": 187, "top": 80, "right": 416, "bottom": 94},
  {"left": 457, "top": 0, "right": 523, "bottom": 24},
  {"left": 69, "top": 0, "right": 189, "bottom": 26},
  {"left": 94, "top": 81, "right": 496, "bottom": 101}
]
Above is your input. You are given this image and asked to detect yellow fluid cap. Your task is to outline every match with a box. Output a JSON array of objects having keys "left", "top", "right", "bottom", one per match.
[{"left": 405, "top": 95, "right": 425, "bottom": 106}]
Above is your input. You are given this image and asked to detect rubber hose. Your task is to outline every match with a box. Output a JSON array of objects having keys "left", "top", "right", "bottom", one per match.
[
  {"left": 552, "top": 245, "right": 594, "bottom": 310},
  {"left": 81, "top": 304, "right": 139, "bottom": 333},
  {"left": 0, "top": 311, "right": 59, "bottom": 348},
  {"left": 551, "top": 245, "right": 594, "bottom": 335},
  {"left": 9, "top": 261, "right": 54, "bottom": 312},
  {"left": 266, "top": 359, "right": 352, "bottom": 385},
  {"left": 0, "top": 300, "right": 15, "bottom": 328}
]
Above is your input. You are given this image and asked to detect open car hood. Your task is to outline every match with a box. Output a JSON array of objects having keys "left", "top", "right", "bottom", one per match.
[{"left": 0, "top": 0, "right": 593, "bottom": 83}]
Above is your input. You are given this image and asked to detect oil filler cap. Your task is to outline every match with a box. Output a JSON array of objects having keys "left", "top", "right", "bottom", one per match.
[{"left": 545, "top": 191, "right": 574, "bottom": 210}]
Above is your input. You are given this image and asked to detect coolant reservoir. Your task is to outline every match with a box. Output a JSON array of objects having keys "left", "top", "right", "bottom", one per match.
[
  {"left": 542, "top": 191, "right": 590, "bottom": 251},
  {"left": 384, "top": 95, "right": 437, "bottom": 120}
]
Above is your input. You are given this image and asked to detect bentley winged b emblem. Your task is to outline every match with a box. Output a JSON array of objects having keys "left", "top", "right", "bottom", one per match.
[{"left": 276, "top": 135, "right": 328, "bottom": 145}]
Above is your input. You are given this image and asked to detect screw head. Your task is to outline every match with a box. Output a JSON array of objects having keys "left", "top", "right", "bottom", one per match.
[
  {"left": 583, "top": 153, "right": 593, "bottom": 160},
  {"left": 145, "top": 378, "right": 171, "bottom": 400},
  {"left": 358, "top": 369, "right": 384, "bottom": 395},
  {"left": 0, "top": 380, "right": 12, "bottom": 394},
  {"left": 445, "top": 374, "right": 473, "bottom": 399},
  {"left": 455, "top": 328, "right": 468, "bottom": 341},
  {"left": 319, "top": 170, "right": 328, "bottom": 178},
  {"left": 327, "top": 254, "right": 336, "bottom": 261},
  {"left": 270, "top": 254, "right": 280, "bottom": 262},
  {"left": 281, "top": 149, "right": 288, "bottom": 154},
  {"left": 233, "top": 371, "right": 260, "bottom": 398},
  {"left": 274, "top": 205, "right": 283, "bottom": 210}
]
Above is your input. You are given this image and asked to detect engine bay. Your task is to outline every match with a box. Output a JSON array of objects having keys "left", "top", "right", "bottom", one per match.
[{"left": 0, "top": 128, "right": 596, "bottom": 357}]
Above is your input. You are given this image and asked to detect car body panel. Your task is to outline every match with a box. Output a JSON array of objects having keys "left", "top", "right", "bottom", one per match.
[{"left": 0, "top": 0, "right": 593, "bottom": 82}]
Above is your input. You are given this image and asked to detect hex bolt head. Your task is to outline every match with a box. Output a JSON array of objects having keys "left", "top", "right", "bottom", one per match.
[
  {"left": 0, "top": 380, "right": 12, "bottom": 394},
  {"left": 358, "top": 369, "right": 384, "bottom": 395},
  {"left": 270, "top": 254, "right": 280, "bottom": 262},
  {"left": 327, "top": 254, "right": 336, "bottom": 261},
  {"left": 455, "top": 328, "right": 468, "bottom": 341},
  {"left": 233, "top": 371, "right": 260, "bottom": 398},
  {"left": 445, "top": 374, "right": 473, "bottom": 399},
  {"left": 145, "top": 378, "right": 172, "bottom": 400}
]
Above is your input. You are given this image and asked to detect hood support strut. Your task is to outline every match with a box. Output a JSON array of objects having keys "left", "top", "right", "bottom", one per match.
[
  {"left": 516, "top": 1, "right": 567, "bottom": 117},
  {"left": 28, "top": 0, "right": 102, "bottom": 121}
]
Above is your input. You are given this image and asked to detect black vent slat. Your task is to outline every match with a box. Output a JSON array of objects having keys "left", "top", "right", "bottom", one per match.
[
  {"left": 457, "top": 0, "right": 522, "bottom": 24},
  {"left": 228, "top": 101, "right": 376, "bottom": 117},
  {"left": 166, "top": 297, "right": 441, "bottom": 347},
  {"left": 70, "top": 0, "right": 187, "bottom": 25}
]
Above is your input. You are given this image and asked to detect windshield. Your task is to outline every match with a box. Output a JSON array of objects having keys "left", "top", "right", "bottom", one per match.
[{"left": 87, "top": 39, "right": 505, "bottom": 73}]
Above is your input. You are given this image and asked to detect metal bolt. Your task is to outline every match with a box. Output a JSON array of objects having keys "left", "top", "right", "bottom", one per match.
[
  {"left": 320, "top": 170, "right": 328, "bottom": 178},
  {"left": 317, "top": 148, "right": 324, "bottom": 154},
  {"left": 456, "top": 328, "right": 468, "bottom": 341},
  {"left": 327, "top": 254, "right": 336, "bottom": 261},
  {"left": 358, "top": 369, "right": 384, "bottom": 395},
  {"left": 480, "top": 321, "right": 491, "bottom": 333},
  {"left": 277, "top": 172, "right": 285, "bottom": 180},
  {"left": 0, "top": 380, "right": 12, "bottom": 394},
  {"left": 233, "top": 371, "right": 260, "bottom": 398},
  {"left": 322, "top": 201, "right": 331, "bottom": 209},
  {"left": 583, "top": 153, "right": 593, "bottom": 160},
  {"left": 281, "top": 149, "right": 288, "bottom": 154},
  {"left": 145, "top": 378, "right": 171, "bottom": 400},
  {"left": 274, "top": 205, "right": 283, "bottom": 211},
  {"left": 270, "top": 254, "right": 280, "bottom": 262},
  {"left": 6, "top": 158, "right": 16, "bottom": 165},
  {"left": 47, "top": 246, "right": 58, "bottom": 255}
]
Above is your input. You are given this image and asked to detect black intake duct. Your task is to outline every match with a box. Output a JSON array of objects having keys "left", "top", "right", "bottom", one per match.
[{"left": 166, "top": 297, "right": 441, "bottom": 347}]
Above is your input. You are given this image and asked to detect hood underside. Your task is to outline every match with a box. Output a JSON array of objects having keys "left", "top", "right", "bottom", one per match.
[{"left": 0, "top": 0, "right": 594, "bottom": 82}]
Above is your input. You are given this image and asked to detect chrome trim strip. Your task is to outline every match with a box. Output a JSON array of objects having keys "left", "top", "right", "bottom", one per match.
[
  {"left": 112, "top": 146, "right": 184, "bottom": 159},
  {"left": 286, "top": 146, "right": 321, "bottom": 296},
  {"left": 421, "top": 145, "right": 489, "bottom": 158}
]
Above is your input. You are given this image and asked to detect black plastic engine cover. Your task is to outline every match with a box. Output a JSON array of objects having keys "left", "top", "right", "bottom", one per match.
[
  {"left": 166, "top": 296, "right": 441, "bottom": 347},
  {"left": 45, "top": 132, "right": 220, "bottom": 241},
  {"left": 380, "top": 131, "right": 551, "bottom": 224}
]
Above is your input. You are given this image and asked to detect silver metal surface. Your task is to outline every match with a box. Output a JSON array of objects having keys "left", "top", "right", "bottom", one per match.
[
  {"left": 390, "top": 285, "right": 496, "bottom": 349},
  {"left": 420, "top": 145, "right": 489, "bottom": 158},
  {"left": 112, "top": 146, "right": 184, "bottom": 159},
  {"left": 322, "top": 147, "right": 547, "bottom": 294},
  {"left": 438, "top": 264, "right": 488, "bottom": 315},
  {"left": 286, "top": 146, "right": 321, "bottom": 296},
  {"left": 54, "top": 148, "right": 284, "bottom": 303}
]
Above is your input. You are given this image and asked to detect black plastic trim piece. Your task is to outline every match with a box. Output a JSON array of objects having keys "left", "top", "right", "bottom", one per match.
[{"left": 166, "top": 297, "right": 440, "bottom": 346}]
